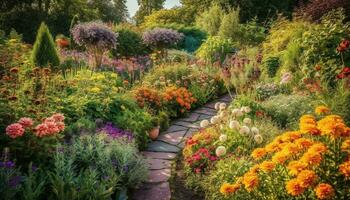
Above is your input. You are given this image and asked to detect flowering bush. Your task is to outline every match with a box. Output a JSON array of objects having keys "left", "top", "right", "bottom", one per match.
[
  {"left": 133, "top": 86, "right": 163, "bottom": 112},
  {"left": 162, "top": 86, "right": 197, "bottom": 117},
  {"left": 142, "top": 28, "right": 184, "bottom": 50},
  {"left": 218, "top": 107, "right": 350, "bottom": 199},
  {"left": 98, "top": 122, "right": 133, "bottom": 141},
  {"left": 255, "top": 83, "right": 279, "bottom": 100}
]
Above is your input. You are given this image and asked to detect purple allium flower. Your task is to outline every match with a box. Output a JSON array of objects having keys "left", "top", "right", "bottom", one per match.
[
  {"left": 98, "top": 123, "right": 133, "bottom": 141},
  {"left": 142, "top": 28, "right": 184, "bottom": 49},
  {"left": 71, "top": 22, "right": 117, "bottom": 50},
  {"left": 9, "top": 176, "right": 22, "bottom": 188}
]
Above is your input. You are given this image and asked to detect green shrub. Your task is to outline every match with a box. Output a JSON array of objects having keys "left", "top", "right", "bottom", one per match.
[
  {"left": 112, "top": 27, "right": 148, "bottom": 58},
  {"left": 31, "top": 22, "right": 60, "bottom": 68},
  {"left": 195, "top": 4, "right": 223, "bottom": 36},
  {"left": 196, "top": 36, "right": 235, "bottom": 63},
  {"left": 261, "top": 94, "right": 315, "bottom": 128},
  {"left": 143, "top": 64, "right": 192, "bottom": 84},
  {"left": 262, "top": 56, "right": 280, "bottom": 78}
]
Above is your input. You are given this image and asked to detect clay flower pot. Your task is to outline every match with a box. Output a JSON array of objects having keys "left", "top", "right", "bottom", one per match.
[{"left": 149, "top": 126, "right": 160, "bottom": 140}]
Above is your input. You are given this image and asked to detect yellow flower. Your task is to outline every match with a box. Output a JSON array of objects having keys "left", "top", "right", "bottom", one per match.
[
  {"left": 286, "top": 179, "right": 305, "bottom": 196},
  {"left": 287, "top": 161, "right": 307, "bottom": 176},
  {"left": 90, "top": 87, "right": 101, "bottom": 93},
  {"left": 308, "top": 143, "right": 328, "bottom": 154},
  {"left": 251, "top": 148, "right": 267, "bottom": 160},
  {"left": 295, "top": 138, "right": 314, "bottom": 149},
  {"left": 315, "top": 106, "right": 330, "bottom": 115},
  {"left": 317, "top": 115, "right": 348, "bottom": 137},
  {"left": 242, "top": 172, "right": 259, "bottom": 192},
  {"left": 296, "top": 170, "right": 318, "bottom": 188},
  {"left": 220, "top": 183, "right": 240, "bottom": 195},
  {"left": 339, "top": 160, "right": 350, "bottom": 178},
  {"left": 259, "top": 161, "right": 275, "bottom": 173},
  {"left": 341, "top": 139, "right": 350, "bottom": 152},
  {"left": 315, "top": 183, "right": 335, "bottom": 200},
  {"left": 300, "top": 151, "right": 322, "bottom": 166},
  {"left": 272, "top": 150, "right": 290, "bottom": 165}
]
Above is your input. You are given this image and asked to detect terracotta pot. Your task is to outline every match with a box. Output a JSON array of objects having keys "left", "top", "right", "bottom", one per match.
[{"left": 149, "top": 126, "right": 160, "bottom": 140}]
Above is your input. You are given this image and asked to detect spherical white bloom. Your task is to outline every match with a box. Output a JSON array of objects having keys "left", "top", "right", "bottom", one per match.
[
  {"left": 232, "top": 108, "right": 240, "bottom": 116},
  {"left": 200, "top": 120, "right": 209, "bottom": 128},
  {"left": 236, "top": 110, "right": 244, "bottom": 117},
  {"left": 214, "top": 102, "right": 221, "bottom": 110},
  {"left": 239, "top": 126, "right": 250, "bottom": 135},
  {"left": 210, "top": 116, "right": 219, "bottom": 124},
  {"left": 219, "top": 134, "right": 227, "bottom": 142},
  {"left": 251, "top": 127, "right": 259, "bottom": 135},
  {"left": 219, "top": 103, "right": 227, "bottom": 110},
  {"left": 243, "top": 118, "right": 252, "bottom": 125},
  {"left": 215, "top": 146, "right": 227, "bottom": 157},
  {"left": 220, "top": 125, "right": 224, "bottom": 130},
  {"left": 254, "top": 134, "right": 263, "bottom": 144},
  {"left": 242, "top": 106, "right": 251, "bottom": 113},
  {"left": 229, "top": 120, "right": 240, "bottom": 129}
]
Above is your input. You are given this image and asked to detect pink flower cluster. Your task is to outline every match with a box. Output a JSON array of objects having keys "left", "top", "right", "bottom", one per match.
[
  {"left": 34, "top": 113, "right": 65, "bottom": 137},
  {"left": 5, "top": 114, "right": 65, "bottom": 139}
]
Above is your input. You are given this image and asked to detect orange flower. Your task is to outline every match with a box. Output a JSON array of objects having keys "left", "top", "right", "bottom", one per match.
[
  {"left": 219, "top": 183, "right": 240, "bottom": 195},
  {"left": 242, "top": 172, "right": 259, "bottom": 192},
  {"left": 315, "top": 183, "right": 335, "bottom": 200},
  {"left": 300, "top": 123, "right": 320, "bottom": 135},
  {"left": 300, "top": 151, "right": 322, "bottom": 166},
  {"left": 296, "top": 170, "right": 318, "bottom": 188},
  {"left": 286, "top": 179, "right": 305, "bottom": 196},
  {"left": 295, "top": 138, "right": 314, "bottom": 149},
  {"left": 272, "top": 150, "right": 290, "bottom": 164},
  {"left": 341, "top": 139, "right": 350, "bottom": 152},
  {"left": 259, "top": 161, "right": 275, "bottom": 173},
  {"left": 308, "top": 143, "right": 328, "bottom": 154},
  {"left": 339, "top": 160, "right": 350, "bottom": 178},
  {"left": 287, "top": 161, "right": 307, "bottom": 176},
  {"left": 317, "top": 115, "right": 348, "bottom": 138},
  {"left": 251, "top": 148, "right": 267, "bottom": 160},
  {"left": 315, "top": 106, "right": 330, "bottom": 115}
]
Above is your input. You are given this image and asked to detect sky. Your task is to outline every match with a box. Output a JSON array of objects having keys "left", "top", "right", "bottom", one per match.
[{"left": 126, "top": 0, "right": 181, "bottom": 17}]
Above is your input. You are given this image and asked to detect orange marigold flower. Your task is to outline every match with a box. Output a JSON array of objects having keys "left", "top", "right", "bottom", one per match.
[
  {"left": 308, "top": 143, "right": 328, "bottom": 154},
  {"left": 317, "top": 115, "right": 348, "bottom": 138},
  {"left": 266, "top": 142, "right": 280, "bottom": 153},
  {"left": 339, "top": 161, "right": 350, "bottom": 178},
  {"left": 281, "top": 131, "right": 302, "bottom": 142},
  {"left": 242, "top": 172, "right": 259, "bottom": 192},
  {"left": 341, "top": 139, "right": 350, "bottom": 152},
  {"left": 295, "top": 138, "right": 314, "bottom": 149},
  {"left": 272, "top": 150, "right": 290, "bottom": 164},
  {"left": 286, "top": 179, "right": 305, "bottom": 196},
  {"left": 219, "top": 183, "right": 240, "bottom": 195},
  {"left": 315, "top": 183, "right": 335, "bottom": 200},
  {"left": 315, "top": 106, "right": 330, "bottom": 115},
  {"left": 282, "top": 143, "right": 302, "bottom": 154},
  {"left": 300, "top": 123, "right": 320, "bottom": 135},
  {"left": 300, "top": 151, "right": 322, "bottom": 166},
  {"left": 260, "top": 161, "right": 275, "bottom": 173},
  {"left": 249, "top": 164, "right": 260, "bottom": 174},
  {"left": 251, "top": 148, "right": 267, "bottom": 160},
  {"left": 288, "top": 161, "right": 308, "bottom": 176},
  {"left": 297, "top": 170, "right": 318, "bottom": 188}
]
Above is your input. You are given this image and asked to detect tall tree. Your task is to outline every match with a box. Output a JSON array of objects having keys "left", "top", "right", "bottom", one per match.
[{"left": 134, "top": 0, "right": 165, "bottom": 25}]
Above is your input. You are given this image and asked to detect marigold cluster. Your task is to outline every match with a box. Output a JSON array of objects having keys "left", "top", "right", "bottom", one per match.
[
  {"left": 315, "top": 183, "right": 335, "bottom": 200},
  {"left": 134, "top": 87, "right": 162, "bottom": 108},
  {"left": 163, "top": 86, "right": 196, "bottom": 112},
  {"left": 299, "top": 115, "right": 320, "bottom": 135},
  {"left": 317, "top": 115, "right": 350, "bottom": 138},
  {"left": 315, "top": 106, "right": 330, "bottom": 115},
  {"left": 219, "top": 183, "right": 240, "bottom": 195},
  {"left": 34, "top": 114, "right": 65, "bottom": 137}
]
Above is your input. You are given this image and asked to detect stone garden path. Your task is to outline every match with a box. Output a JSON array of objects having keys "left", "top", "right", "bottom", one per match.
[{"left": 133, "top": 94, "right": 233, "bottom": 200}]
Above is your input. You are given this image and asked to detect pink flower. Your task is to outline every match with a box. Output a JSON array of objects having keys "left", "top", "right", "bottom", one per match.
[
  {"left": 56, "top": 122, "right": 65, "bottom": 131},
  {"left": 6, "top": 123, "right": 25, "bottom": 138},
  {"left": 45, "top": 122, "right": 60, "bottom": 135},
  {"left": 44, "top": 117, "right": 55, "bottom": 123},
  {"left": 51, "top": 113, "right": 65, "bottom": 122},
  {"left": 34, "top": 123, "right": 48, "bottom": 137},
  {"left": 18, "top": 117, "right": 33, "bottom": 128}
]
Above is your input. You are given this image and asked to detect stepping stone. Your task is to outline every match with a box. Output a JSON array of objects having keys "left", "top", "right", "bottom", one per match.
[
  {"left": 184, "top": 128, "right": 199, "bottom": 138},
  {"left": 198, "top": 114, "right": 212, "bottom": 120},
  {"left": 181, "top": 113, "right": 200, "bottom": 122},
  {"left": 193, "top": 108, "right": 217, "bottom": 116},
  {"left": 204, "top": 101, "right": 217, "bottom": 109},
  {"left": 173, "top": 121, "right": 200, "bottom": 129},
  {"left": 177, "top": 141, "right": 185, "bottom": 148},
  {"left": 163, "top": 125, "right": 187, "bottom": 133},
  {"left": 133, "top": 182, "right": 171, "bottom": 200},
  {"left": 220, "top": 94, "right": 233, "bottom": 103},
  {"left": 147, "top": 141, "right": 180, "bottom": 153},
  {"left": 147, "top": 158, "right": 172, "bottom": 170},
  {"left": 142, "top": 152, "right": 177, "bottom": 160},
  {"left": 157, "top": 130, "right": 187, "bottom": 145},
  {"left": 147, "top": 168, "right": 171, "bottom": 183}
]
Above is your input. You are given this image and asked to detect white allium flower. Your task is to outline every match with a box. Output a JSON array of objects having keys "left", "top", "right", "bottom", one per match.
[
  {"left": 254, "top": 134, "right": 263, "bottom": 144},
  {"left": 219, "top": 103, "right": 227, "bottom": 110},
  {"left": 243, "top": 106, "right": 251, "bottom": 113},
  {"left": 215, "top": 146, "right": 227, "bottom": 157},
  {"left": 229, "top": 120, "right": 240, "bottom": 129},
  {"left": 200, "top": 120, "right": 209, "bottom": 128},
  {"left": 236, "top": 110, "right": 244, "bottom": 117},
  {"left": 243, "top": 118, "right": 252, "bottom": 125},
  {"left": 210, "top": 116, "right": 219, "bottom": 124},
  {"left": 251, "top": 127, "right": 259, "bottom": 135},
  {"left": 219, "top": 134, "right": 227, "bottom": 142},
  {"left": 239, "top": 126, "right": 250, "bottom": 135},
  {"left": 232, "top": 108, "right": 240, "bottom": 116},
  {"left": 214, "top": 102, "right": 221, "bottom": 110}
]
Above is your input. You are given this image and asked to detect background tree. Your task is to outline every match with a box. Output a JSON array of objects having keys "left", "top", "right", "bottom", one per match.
[
  {"left": 195, "top": 4, "right": 224, "bottom": 36},
  {"left": 31, "top": 22, "right": 60, "bottom": 68},
  {"left": 134, "top": 0, "right": 165, "bottom": 25}
]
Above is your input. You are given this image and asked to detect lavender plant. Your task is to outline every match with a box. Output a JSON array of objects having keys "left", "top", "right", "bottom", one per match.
[
  {"left": 98, "top": 122, "right": 133, "bottom": 141},
  {"left": 71, "top": 22, "right": 117, "bottom": 69}
]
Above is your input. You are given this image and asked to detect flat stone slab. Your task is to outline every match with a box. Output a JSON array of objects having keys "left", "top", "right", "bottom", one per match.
[
  {"left": 220, "top": 94, "right": 233, "bottom": 103},
  {"left": 147, "top": 168, "right": 171, "bottom": 183},
  {"left": 157, "top": 130, "right": 187, "bottom": 145},
  {"left": 147, "top": 141, "right": 180, "bottom": 153},
  {"left": 181, "top": 113, "right": 200, "bottom": 122},
  {"left": 133, "top": 182, "right": 171, "bottom": 200},
  {"left": 142, "top": 152, "right": 177, "bottom": 160},
  {"left": 173, "top": 121, "right": 200, "bottom": 129},
  {"left": 163, "top": 125, "right": 188, "bottom": 133},
  {"left": 184, "top": 128, "right": 199, "bottom": 138},
  {"left": 147, "top": 158, "right": 172, "bottom": 170},
  {"left": 198, "top": 114, "right": 213, "bottom": 120},
  {"left": 193, "top": 108, "right": 217, "bottom": 116},
  {"left": 204, "top": 101, "right": 217, "bottom": 109}
]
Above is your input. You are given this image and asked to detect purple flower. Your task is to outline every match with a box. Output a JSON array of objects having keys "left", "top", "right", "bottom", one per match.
[
  {"left": 9, "top": 176, "right": 22, "bottom": 188},
  {"left": 98, "top": 123, "right": 133, "bottom": 141},
  {"left": 142, "top": 28, "right": 184, "bottom": 49},
  {"left": 122, "top": 165, "right": 129, "bottom": 173},
  {"left": 31, "top": 164, "right": 38, "bottom": 172},
  {"left": 0, "top": 161, "right": 15, "bottom": 168}
]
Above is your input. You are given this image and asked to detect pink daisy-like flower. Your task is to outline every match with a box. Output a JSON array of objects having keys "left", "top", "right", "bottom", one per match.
[
  {"left": 51, "top": 113, "right": 65, "bottom": 122},
  {"left": 44, "top": 117, "right": 55, "bottom": 123},
  {"left": 45, "top": 122, "right": 60, "bottom": 135},
  {"left": 6, "top": 123, "right": 25, "bottom": 138},
  {"left": 18, "top": 117, "right": 33, "bottom": 128},
  {"left": 56, "top": 122, "right": 65, "bottom": 131},
  {"left": 34, "top": 123, "right": 48, "bottom": 137}
]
